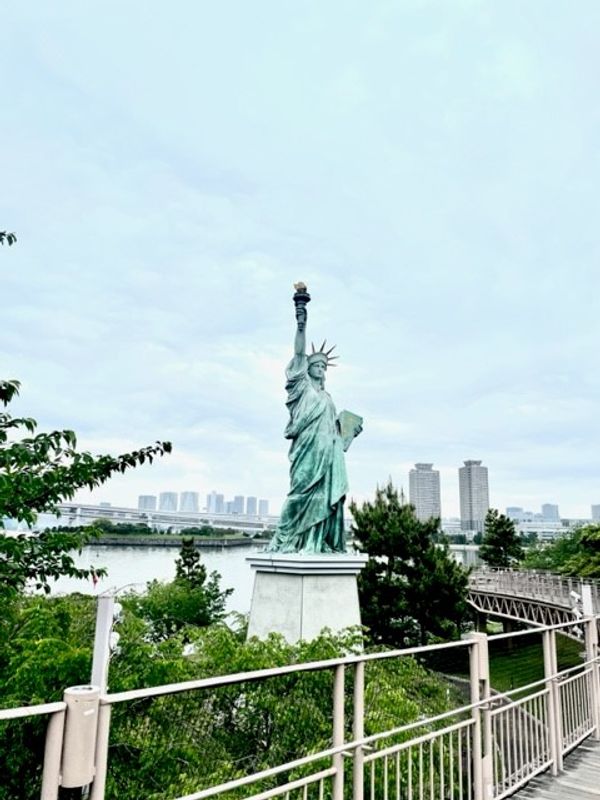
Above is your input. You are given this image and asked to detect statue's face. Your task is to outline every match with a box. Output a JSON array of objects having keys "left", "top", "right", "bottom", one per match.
[{"left": 308, "top": 359, "right": 327, "bottom": 381}]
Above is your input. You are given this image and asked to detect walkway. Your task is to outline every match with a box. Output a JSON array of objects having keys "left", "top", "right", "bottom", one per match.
[{"left": 518, "top": 740, "right": 600, "bottom": 799}]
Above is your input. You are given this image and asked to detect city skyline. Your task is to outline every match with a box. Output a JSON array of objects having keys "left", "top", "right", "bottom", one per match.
[
  {"left": 98, "top": 454, "right": 600, "bottom": 519},
  {"left": 138, "top": 491, "right": 270, "bottom": 516},
  {"left": 4, "top": 5, "right": 600, "bottom": 520}
]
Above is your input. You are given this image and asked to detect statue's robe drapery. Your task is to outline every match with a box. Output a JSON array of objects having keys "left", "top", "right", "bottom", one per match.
[{"left": 267, "top": 354, "right": 348, "bottom": 553}]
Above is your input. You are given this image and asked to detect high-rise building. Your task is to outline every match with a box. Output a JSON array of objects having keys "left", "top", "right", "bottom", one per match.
[
  {"left": 592, "top": 505, "right": 600, "bottom": 522},
  {"left": 159, "top": 492, "right": 178, "bottom": 512},
  {"left": 506, "top": 506, "right": 524, "bottom": 521},
  {"left": 206, "top": 491, "right": 225, "bottom": 513},
  {"left": 258, "top": 499, "right": 269, "bottom": 516},
  {"left": 233, "top": 495, "right": 245, "bottom": 514},
  {"left": 180, "top": 492, "right": 199, "bottom": 513},
  {"left": 246, "top": 496, "right": 257, "bottom": 516},
  {"left": 541, "top": 503, "right": 560, "bottom": 521},
  {"left": 459, "top": 460, "right": 489, "bottom": 532},
  {"left": 408, "top": 463, "right": 441, "bottom": 522},
  {"left": 138, "top": 495, "right": 157, "bottom": 511},
  {"left": 225, "top": 501, "right": 234, "bottom": 514}
]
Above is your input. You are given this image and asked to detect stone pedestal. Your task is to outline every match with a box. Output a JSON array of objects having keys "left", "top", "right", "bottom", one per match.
[{"left": 246, "top": 553, "right": 369, "bottom": 642}]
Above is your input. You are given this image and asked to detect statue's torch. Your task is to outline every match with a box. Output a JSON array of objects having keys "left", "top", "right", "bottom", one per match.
[{"left": 293, "top": 281, "right": 311, "bottom": 309}]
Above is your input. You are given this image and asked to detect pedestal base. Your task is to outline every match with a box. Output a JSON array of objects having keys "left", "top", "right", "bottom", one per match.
[{"left": 246, "top": 553, "right": 368, "bottom": 642}]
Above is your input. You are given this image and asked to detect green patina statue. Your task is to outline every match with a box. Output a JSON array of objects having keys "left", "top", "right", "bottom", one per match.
[{"left": 267, "top": 283, "right": 363, "bottom": 554}]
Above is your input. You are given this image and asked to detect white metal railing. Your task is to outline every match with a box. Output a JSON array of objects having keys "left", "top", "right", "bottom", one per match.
[
  {"left": 469, "top": 569, "right": 600, "bottom": 614},
  {"left": 7, "top": 616, "right": 600, "bottom": 800},
  {"left": 0, "top": 700, "right": 66, "bottom": 800}
]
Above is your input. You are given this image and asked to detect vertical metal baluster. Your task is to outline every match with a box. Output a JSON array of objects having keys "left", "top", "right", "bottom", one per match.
[
  {"left": 408, "top": 744, "right": 413, "bottom": 800},
  {"left": 370, "top": 761, "right": 375, "bottom": 800},
  {"left": 384, "top": 754, "right": 389, "bottom": 800},
  {"left": 419, "top": 742, "right": 424, "bottom": 800},
  {"left": 429, "top": 738, "right": 434, "bottom": 800},
  {"left": 512, "top": 706, "right": 519, "bottom": 785},
  {"left": 458, "top": 728, "right": 464, "bottom": 800},
  {"left": 395, "top": 751, "right": 401, "bottom": 800},
  {"left": 449, "top": 730, "right": 454, "bottom": 800},
  {"left": 466, "top": 726, "right": 472, "bottom": 800},
  {"left": 319, "top": 779, "right": 324, "bottom": 800},
  {"left": 439, "top": 734, "right": 445, "bottom": 800},
  {"left": 499, "top": 707, "right": 506, "bottom": 790},
  {"left": 518, "top": 701, "right": 524, "bottom": 778}
]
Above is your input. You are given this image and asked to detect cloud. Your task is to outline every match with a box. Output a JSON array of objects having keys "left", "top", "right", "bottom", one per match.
[{"left": 2, "top": 2, "right": 600, "bottom": 518}]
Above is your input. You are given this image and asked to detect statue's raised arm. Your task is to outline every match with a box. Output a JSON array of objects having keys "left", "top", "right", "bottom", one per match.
[{"left": 292, "top": 282, "right": 310, "bottom": 361}]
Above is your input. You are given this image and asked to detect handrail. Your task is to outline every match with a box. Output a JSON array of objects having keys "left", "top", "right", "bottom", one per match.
[{"left": 0, "top": 701, "right": 65, "bottom": 720}]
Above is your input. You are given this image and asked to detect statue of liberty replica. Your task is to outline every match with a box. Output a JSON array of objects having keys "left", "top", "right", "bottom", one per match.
[
  {"left": 247, "top": 283, "right": 366, "bottom": 641},
  {"left": 267, "top": 283, "right": 362, "bottom": 554}
]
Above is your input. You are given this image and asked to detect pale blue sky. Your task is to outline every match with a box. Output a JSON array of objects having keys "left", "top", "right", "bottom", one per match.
[{"left": 2, "top": 2, "right": 600, "bottom": 517}]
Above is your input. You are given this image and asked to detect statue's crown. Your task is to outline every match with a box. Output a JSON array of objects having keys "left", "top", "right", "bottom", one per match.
[{"left": 308, "top": 340, "right": 339, "bottom": 367}]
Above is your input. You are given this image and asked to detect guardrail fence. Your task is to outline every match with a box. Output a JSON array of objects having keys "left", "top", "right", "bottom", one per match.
[{"left": 7, "top": 616, "right": 600, "bottom": 800}]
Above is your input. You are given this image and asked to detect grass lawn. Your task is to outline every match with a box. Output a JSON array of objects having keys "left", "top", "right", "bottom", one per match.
[{"left": 487, "top": 632, "right": 584, "bottom": 693}]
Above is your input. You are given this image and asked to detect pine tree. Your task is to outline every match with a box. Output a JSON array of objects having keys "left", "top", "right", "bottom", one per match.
[
  {"left": 479, "top": 509, "right": 524, "bottom": 568},
  {"left": 350, "top": 481, "right": 470, "bottom": 647},
  {"left": 175, "top": 536, "right": 207, "bottom": 588}
]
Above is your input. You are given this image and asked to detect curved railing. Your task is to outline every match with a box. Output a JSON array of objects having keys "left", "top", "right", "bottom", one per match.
[{"left": 469, "top": 569, "right": 600, "bottom": 615}]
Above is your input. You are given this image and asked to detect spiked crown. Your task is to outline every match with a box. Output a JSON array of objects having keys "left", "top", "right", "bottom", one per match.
[{"left": 307, "top": 340, "right": 339, "bottom": 367}]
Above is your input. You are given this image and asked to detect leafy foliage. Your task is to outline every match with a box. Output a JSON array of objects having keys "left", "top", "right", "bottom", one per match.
[
  {"left": 0, "top": 231, "right": 16, "bottom": 246},
  {"left": 121, "top": 539, "right": 233, "bottom": 641},
  {"left": 350, "top": 481, "right": 470, "bottom": 646},
  {"left": 479, "top": 509, "right": 524, "bottom": 568},
  {"left": 0, "top": 588, "right": 460, "bottom": 800},
  {"left": 0, "top": 379, "right": 171, "bottom": 596},
  {"left": 552, "top": 524, "right": 600, "bottom": 577},
  {"left": 522, "top": 528, "right": 583, "bottom": 572},
  {"left": 0, "top": 380, "right": 171, "bottom": 526}
]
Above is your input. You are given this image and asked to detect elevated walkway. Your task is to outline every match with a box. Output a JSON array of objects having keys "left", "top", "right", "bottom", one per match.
[{"left": 518, "top": 739, "right": 600, "bottom": 799}]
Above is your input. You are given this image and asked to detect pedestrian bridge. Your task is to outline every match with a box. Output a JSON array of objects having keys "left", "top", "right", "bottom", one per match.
[
  {"left": 469, "top": 569, "right": 600, "bottom": 629},
  {"left": 3, "top": 571, "right": 600, "bottom": 800}
]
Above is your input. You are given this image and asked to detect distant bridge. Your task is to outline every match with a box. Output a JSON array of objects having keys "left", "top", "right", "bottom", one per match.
[{"left": 469, "top": 569, "right": 600, "bottom": 629}]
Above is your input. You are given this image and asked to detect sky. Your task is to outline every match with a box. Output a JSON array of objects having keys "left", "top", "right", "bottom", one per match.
[{"left": 2, "top": 1, "right": 600, "bottom": 518}]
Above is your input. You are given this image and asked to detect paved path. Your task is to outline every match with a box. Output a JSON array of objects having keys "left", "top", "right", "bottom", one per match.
[{"left": 517, "top": 740, "right": 600, "bottom": 799}]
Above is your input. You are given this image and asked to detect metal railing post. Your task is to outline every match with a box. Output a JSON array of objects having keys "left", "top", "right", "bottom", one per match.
[
  {"left": 332, "top": 665, "right": 345, "bottom": 800},
  {"left": 467, "top": 632, "right": 492, "bottom": 800},
  {"left": 466, "top": 633, "right": 482, "bottom": 800},
  {"left": 584, "top": 616, "right": 600, "bottom": 740},
  {"left": 89, "top": 703, "right": 112, "bottom": 800},
  {"left": 40, "top": 708, "right": 66, "bottom": 800},
  {"left": 91, "top": 596, "right": 116, "bottom": 693},
  {"left": 353, "top": 661, "right": 365, "bottom": 800},
  {"left": 543, "top": 629, "right": 562, "bottom": 774}
]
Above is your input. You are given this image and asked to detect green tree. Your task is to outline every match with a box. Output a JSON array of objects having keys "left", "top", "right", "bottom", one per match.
[
  {"left": 350, "top": 481, "right": 470, "bottom": 647},
  {"left": 0, "top": 379, "right": 171, "bottom": 595},
  {"left": 559, "top": 524, "right": 600, "bottom": 577},
  {"left": 123, "top": 538, "right": 233, "bottom": 641},
  {"left": 522, "top": 528, "right": 582, "bottom": 571},
  {"left": 479, "top": 509, "right": 524, "bottom": 568}
]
